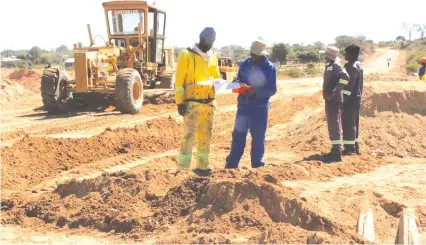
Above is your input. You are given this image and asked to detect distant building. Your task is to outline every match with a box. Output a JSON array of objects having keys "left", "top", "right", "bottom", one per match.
[
  {"left": 1, "top": 57, "right": 25, "bottom": 68},
  {"left": 64, "top": 58, "right": 75, "bottom": 68}
]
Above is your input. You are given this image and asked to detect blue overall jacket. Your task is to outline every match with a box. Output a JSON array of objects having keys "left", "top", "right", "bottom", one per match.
[{"left": 236, "top": 57, "right": 277, "bottom": 107}]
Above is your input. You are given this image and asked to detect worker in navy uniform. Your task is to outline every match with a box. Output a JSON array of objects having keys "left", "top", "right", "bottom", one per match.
[
  {"left": 322, "top": 46, "right": 350, "bottom": 163},
  {"left": 341, "top": 44, "right": 363, "bottom": 155}
]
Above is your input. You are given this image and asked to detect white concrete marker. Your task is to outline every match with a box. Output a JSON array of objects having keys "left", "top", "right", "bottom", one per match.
[
  {"left": 395, "top": 208, "right": 419, "bottom": 245},
  {"left": 357, "top": 208, "right": 375, "bottom": 242}
]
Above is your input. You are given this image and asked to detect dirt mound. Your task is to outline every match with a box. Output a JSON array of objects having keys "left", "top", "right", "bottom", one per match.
[
  {"left": 1, "top": 117, "right": 182, "bottom": 191},
  {"left": 3, "top": 169, "right": 364, "bottom": 244},
  {"left": 1, "top": 79, "right": 28, "bottom": 98},
  {"left": 6, "top": 68, "right": 41, "bottom": 91},
  {"left": 7, "top": 69, "right": 39, "bottom": 80},
  {"left": 364, "top": 72, "right": 417, "bottom": 82},
  {"left": 0, "top": 79, "right": 36, "bottom": 110},
  {"left": 361, "top": 90, "right": 426, "bottom": 116}
]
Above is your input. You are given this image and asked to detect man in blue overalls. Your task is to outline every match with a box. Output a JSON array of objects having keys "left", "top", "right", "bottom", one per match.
[{"left": 225, "top": 40, "right": 277, "bottom": 169}]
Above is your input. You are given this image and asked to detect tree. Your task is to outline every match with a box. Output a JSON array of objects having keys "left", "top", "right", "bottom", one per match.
[
  {"left": 271, "top": 43, "right": 289, "bottom": 63},
  {"left": 314, "top": 41, "right": 325, "bottom": 51},
  {"left": 403, "top": 23, "right": 416, "bottom": 43},
  {"left": 40, "top": 56, "right": 49, "bottom": 64},
  {"left": 415, "top": 24, "right": 426, "bottom": 40},
  {"left": 28, "top": 46, "right": 42, "bottom": 62},
  {"left": 297, "top": 52, "right": 319, "bottom": 63},
  {"left": 357, "top": 35, "right": 367, "bottom": 45},
  {"left": 396, "top": 36, "right": 406, "bottom": 42},
  {"left": 334, "top": 35, "right": 363, "bottom": 49},
  {"left": 233, "top": 46, "right": 248, "bottom": 62},
  {"left": 56, "top": 45, "right": 70, "bottom": 53},
  {"left": 17, "top": 54, "right": 26, "bottom": 60},
  {"left": 292, "top": 44, "right": 306, "bottom": 52}
]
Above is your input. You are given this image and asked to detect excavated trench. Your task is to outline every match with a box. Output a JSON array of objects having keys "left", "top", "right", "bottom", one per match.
[
  {"left": 361, "top": 90, "right": 426, "bottom": 117},
  {"left": 283, "top": 90, "right": 426, "bottom": 158}
]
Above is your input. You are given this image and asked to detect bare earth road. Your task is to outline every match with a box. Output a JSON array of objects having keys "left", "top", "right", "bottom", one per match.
[{"left": 1, "top": 49, "right": 425, "bottom": 244}]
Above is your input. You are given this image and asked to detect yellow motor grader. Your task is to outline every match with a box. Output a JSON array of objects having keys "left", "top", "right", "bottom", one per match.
[
  {"left": 218, "top": 57, "right": 238, "bottom": 82},
  {"left": 41, "top": 0, "right": 174, "bottom": 114}
]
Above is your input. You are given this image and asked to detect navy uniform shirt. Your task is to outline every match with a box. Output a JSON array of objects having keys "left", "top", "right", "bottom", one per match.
[
  {"left": 323, "top": 61, "right": 350, "bottom": 103},
  {"left": 344, "top": 61, "right": 364, "bottom": 101}
]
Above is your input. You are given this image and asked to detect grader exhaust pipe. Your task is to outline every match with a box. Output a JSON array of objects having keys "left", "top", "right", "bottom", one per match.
[
  {"left": 138, "top": 22, "right": 143, "bottom": 61},
  {"left": 87, "top": 24, "right": 94, "bottom": 47}
]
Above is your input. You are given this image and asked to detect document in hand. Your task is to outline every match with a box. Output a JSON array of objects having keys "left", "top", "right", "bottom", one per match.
[{"left": 197, "top": 79, "right": 240, "bottom": 93}]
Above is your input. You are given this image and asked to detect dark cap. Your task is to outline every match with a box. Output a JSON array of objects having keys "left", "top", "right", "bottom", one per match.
[
  {"left": 200, "top": 27, "right": 216, "bottom": 41},
  {"left": 345, "top": 44, "right": 361, "bottom": 57}
]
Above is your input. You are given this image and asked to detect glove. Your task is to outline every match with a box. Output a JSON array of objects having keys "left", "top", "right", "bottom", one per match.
[{"left": 177, "top": 103, "right": 187, "bottom": 116}]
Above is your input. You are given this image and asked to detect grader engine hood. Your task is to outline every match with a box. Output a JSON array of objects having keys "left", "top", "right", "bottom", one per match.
[{"left": 73, "top": 47, "right": 121, "bottom": 93}]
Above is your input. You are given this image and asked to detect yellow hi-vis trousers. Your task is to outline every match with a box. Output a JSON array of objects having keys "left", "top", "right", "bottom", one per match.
[
  {"left": 179, "top": 101, "right": 215, "bottom": 169},
  {"left": 421, "top": 75, "right": 426, "bottom": 81}
]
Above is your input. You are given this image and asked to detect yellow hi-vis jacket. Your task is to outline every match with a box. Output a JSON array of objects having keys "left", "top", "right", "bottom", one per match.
[{"left": 174, "top": 48, "right": 221, "bottom": 105}]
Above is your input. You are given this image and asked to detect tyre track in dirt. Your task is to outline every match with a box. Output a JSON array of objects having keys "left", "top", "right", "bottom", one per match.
[{"left": 0, "top": 94, "right": 238, "bottom": 147}]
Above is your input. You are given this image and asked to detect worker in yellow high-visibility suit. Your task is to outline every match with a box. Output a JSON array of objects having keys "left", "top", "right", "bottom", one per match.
[
  {"left": 174, "top": 27, "right": 221, "bottom": 172},
  {"left": 418, "top": 57, "right": 426, "bottom": 81}
]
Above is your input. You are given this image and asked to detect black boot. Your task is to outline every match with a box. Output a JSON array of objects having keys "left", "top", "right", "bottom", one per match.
[
  {"left": 342, "top": 145, "right": 356, "bottom": 156},
  {"left": 355, "top": 142, "right": 361, "bottom": 155},
  {"left": 322, "top": 146, "right": 342, "bottom": 163}
]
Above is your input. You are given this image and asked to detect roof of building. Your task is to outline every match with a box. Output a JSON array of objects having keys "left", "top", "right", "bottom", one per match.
[
  {"left": 1, "top": 57, "right": 23, "bottom": 62},
  {"left": 64, "top": 58, "right": 75, "bottom": 63}
]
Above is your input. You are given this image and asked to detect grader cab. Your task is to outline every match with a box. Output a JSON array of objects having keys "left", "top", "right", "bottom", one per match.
[
  {"left": 41, "top": 0, "right": 174, "bottom": 115},
  {"left": 218, "top": 57, "right": 238, "bottom": 82}
]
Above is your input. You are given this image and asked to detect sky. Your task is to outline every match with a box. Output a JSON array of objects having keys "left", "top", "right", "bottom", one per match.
[{"left": 1, "top": 0, "right": 425, "bottom": 51}]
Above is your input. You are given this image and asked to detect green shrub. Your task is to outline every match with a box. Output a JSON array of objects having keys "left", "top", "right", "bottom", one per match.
[
  {"left": 406, "top": 51, "right": 426, "bottom": 65},
  {"left": 284, "top": 68, "right": 305, "bottom": 78},
  {"left": 405, "top": 47, "right": 426, "bottom": 74},
  {"left": 306, "top": 68, "right": 318, "bottom": 75},
  {"left": 406, "top": 63, "right": 420, "bottom": 74},
  {"left": 307, "top": 63, "right": 315, "bottom": 69}
]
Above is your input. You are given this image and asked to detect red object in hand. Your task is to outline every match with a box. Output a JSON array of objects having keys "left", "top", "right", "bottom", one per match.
[{"left": 232, "top": 85, "right": 252, "bottom": 94}]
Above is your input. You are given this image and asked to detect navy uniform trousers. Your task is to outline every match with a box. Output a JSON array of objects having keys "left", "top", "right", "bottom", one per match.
[
  {"left": 342, "top": 97, "right": 361, "bottom": 146},
  {"left": 325, "top": 100, "right": 343, "bottom": 146}
]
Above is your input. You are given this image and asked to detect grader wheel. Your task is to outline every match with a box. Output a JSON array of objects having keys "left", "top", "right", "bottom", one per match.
[
  {"left": 115, "top": 68, "right": 143, "bottom": 114},
  {"left": 41, "top": 68, "right": 71, "bottom": 113}
]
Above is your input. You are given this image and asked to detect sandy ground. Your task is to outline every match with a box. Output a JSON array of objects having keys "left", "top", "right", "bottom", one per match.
[{"left": 1, "top": 49, "right": 425, "bottom": 244}]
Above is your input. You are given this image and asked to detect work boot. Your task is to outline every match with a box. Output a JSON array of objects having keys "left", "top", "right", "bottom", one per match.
[
  {"left": 192, "top": 168, "right": 212, "bottom": 177},
  {"left": 322, "top": 146, "right": 343, "bottom": 163},
  {"left": 355, "top": 142, "right": 361, "bottom": 155},
  {"left": 342, "top": 145, "right": 356, "bottom": 156}
]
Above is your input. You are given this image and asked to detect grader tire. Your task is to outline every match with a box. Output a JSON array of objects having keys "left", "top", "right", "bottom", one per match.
[
  {"left": 115, "top": 68, "right": 143, "bottom": 114},
  {"left": 41, "top": 68, "right": 70, "bottom": 113}
]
